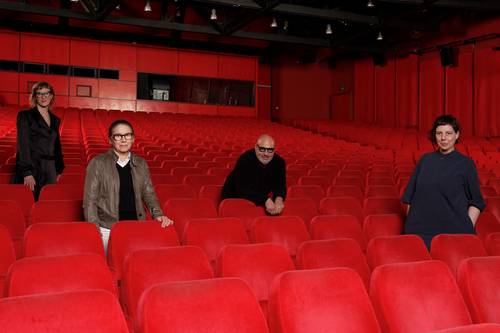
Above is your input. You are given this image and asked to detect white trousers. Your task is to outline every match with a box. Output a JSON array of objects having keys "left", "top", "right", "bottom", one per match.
[{"left": 100, "top": 227, "right": 111, "bottom": 254}]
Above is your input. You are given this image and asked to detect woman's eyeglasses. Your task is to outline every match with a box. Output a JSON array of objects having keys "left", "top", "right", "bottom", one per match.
[
  {"left": 111, "top": 133, "right": 134, "bottom": 141},
  {"left": 35, "top": 92, "right": 52, "bottom": 98},
  {"left": 256, "top": 145, "right": 275, "bottom": 153}
]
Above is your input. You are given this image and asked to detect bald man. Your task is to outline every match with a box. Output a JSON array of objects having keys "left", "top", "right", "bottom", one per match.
[{"left": 221, "top": 134, "right": 286, "bottom": 215}]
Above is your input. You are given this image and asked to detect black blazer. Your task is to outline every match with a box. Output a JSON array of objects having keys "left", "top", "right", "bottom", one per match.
[{"left": 13, "top": 107, "right": 65, "bottom": 182}]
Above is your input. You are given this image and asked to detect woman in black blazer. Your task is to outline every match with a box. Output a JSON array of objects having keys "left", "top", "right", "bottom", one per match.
[{"left": 13, "top": 81, "right": 65, "bottom": 200}]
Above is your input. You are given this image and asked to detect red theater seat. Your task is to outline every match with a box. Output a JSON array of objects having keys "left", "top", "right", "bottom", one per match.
[
  {"left": 363, "top": 214, "right": 404, "bottom": 242},
  {"left": 288, "top": 185, "right": 325, "bottom": 206},
  {"left": 363, "top": 197, "right": 403, "bottom": 216},
  {"left": 137, "top": 278, "right": 269, "bottom": 333},
  {"left": 319, "top": 196, "right": 364, "bottom": 224},
  {"left": 326, "top": 184, "right": 364, "bottom": 204},
  {"left": 296, "top": 239, "right": 371, "bottom": 289},
  {"left": 486, "top": 197, "right": 500, "bottom": 222},
  {"left": 366, "top": 235, "right": 431, "bottom": 270},
  {"left": 0, "top": 185, "right": 34, "bottom": 223},
  {"left": 5, "top": 254, "right": 117, "bottom": 297},
  {"left": 121, "top": 246, "right": 213, "bottom": 322},
  {"left": 183, "top": 217, "right": 249, "bottom": 264},
  {"left": 107, "top": 221, "right": 180, "bottom": 281},
  {"left": 0, "top": 225, "right": 15, "bottom": 296},
  {"left": 268, "top": 268, "right": 381, "bottom": 333},
  {"left": 0, "top": 290, "right": 128, "bottom": 333},
  {"left": 31, "top": 200, "right": 84, "bottom": 224},
  {"left": 38, "top": 184, "right": 84, "bottom": 201},
  {"left": 216, "top": 243, "right": 295, "bottom": 318},
  {"left": 183, "top": 174, "right": 224, "bottom": 193},
  {"left": 457, "top": 257, "right": 500, "bottom": 324},
  {"left": 485, "top": 232, "right": 500, "bottom": 255},
  {"left": 155, "top": 184, "right": 197, "bottom": 206},
  {"left": 430, "top": 234, "right": 488, "bottom": 278},
  {"left": 475, "top": 212, "right": 500, "bottom": 243},
  {"left": 198, "top": 184, "right": 223, "bottom": 208},
  {"left": 298, "top": 176, "right": 331, "bottom": 192},
  {"left": 0, "top": 200, "right": 25, "bottom": 257},
  {"left": 23, "top": 222, "right": 104, "bottom": 258},
  {"left": 370, "top": 260, "right": 472, "bottom": 333},
  {"left": 164, "top": 198, "right": 217, "bottom": 237},
  {"left": 310, "top": 215, "right": 366, "bottom": 250},
  {"left": 431, "top": 324, "right": 500, "bottom": 332},
  {"left": 218, "top": 198, "right": 265, "bottom": 230},
  {"left": 281, "top": 197, "right": 318, "bottom": 228},
  {"left": 251, "top": 216, "right": 310, "bottom": 257}
]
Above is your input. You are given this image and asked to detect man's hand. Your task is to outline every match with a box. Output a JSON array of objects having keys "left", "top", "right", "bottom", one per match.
[
  {"left": 273, "top": 197, "right": 285, "bottom": 215},
  {"left": 156, "top": 215, "right": 174, "bottom": 228},
  {"left": 24, "top": 175, "right": 36, "bottom": 191},
  {"left": 265, "top": 198, "right": 276, "bottom": 215}
]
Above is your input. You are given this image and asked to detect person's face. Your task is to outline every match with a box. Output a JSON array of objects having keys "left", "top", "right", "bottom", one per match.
[
  {"left": 35, "top": 88, "right": 53, "bottom": 108},
  {"left": 110, "top": 124, "right": 135, "bottom": 155},
  {"left": 435, "top": 124, "right": 459, "bottom": 154},
  {"left": 255, "top": 141, "right": 275, "bottom": 165}
]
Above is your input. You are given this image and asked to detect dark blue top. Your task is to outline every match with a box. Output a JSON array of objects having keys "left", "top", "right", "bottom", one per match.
[{"left": 402, "top": 150, "right": 485, "bottom": 236}]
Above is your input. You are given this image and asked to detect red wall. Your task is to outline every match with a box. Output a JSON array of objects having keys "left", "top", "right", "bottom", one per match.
[
  {"left": 271, "top": 56, "right": 333, "bottom": 120},
  {"left": 0, "top": 30, "right": 258, "bottom": 117}
]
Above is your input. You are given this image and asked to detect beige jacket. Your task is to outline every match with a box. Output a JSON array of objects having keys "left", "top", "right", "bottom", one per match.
[{"left": 83, "top": 149, "right": 163, "bottom": 229}]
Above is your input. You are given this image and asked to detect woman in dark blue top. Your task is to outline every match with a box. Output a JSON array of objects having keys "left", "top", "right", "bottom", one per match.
[{"left": 402, "top": 115, "right": 485, "bottom": 248}]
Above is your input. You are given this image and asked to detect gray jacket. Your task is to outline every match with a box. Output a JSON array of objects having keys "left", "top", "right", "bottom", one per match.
[{"left": 83, "top": 149, "right": 163, "bottom": 229}]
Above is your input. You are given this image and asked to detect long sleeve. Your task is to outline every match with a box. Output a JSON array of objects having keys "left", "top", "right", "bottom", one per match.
[
  {"left": 465, "top": 159, "right": 486, "bottom": 211},
  {"left": 54, "top": 119, "right": 65, "bottom": 175},
  {"left": 140, "top": 162, "right": 163, "bottom": 218},
  {"left": 231, "top": 158, "right": 269, "bottom": 205},
  {"left": 83, "top": 159, "right": 102, "bottom": 227},
  {"left": 16, "top": 111, "right": 34, "bottom": 177}
]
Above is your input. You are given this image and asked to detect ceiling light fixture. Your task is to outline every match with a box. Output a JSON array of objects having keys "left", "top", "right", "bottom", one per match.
[
  {"left": 377, "top": 31, "right": 383, "bottom": 40},
  {"left": 367, "top": 0, "right": 375, "bottom": 8},
  {"left": 144, "top": 0, "right": 152, "bottom": 12},
  {"left": 270, "top": 18, "right": 278, "bottom": 28},
  {"left": 326, "top": 24, "right": 333, "bottom": 35},
  {"left": 70, "top": 0, "right": 78, "bottom": 3},
  {"left": 210, "top": 8, "right": 217, "bottom": 20},
  {"left": 115, "top": 3, "right": 120, "bottom": 10}
]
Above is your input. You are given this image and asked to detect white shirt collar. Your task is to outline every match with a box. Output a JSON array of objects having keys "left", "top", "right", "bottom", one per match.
[{"left": 116, "top": 152, "right": 131, "bottom": 168}]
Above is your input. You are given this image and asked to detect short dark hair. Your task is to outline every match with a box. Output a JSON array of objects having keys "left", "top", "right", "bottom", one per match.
[
  {"left": 108, "top": 119, "right": 134, "bottom": 138},
  {"left": 428, "top": 115, "right": 460, "bottom": 145}
]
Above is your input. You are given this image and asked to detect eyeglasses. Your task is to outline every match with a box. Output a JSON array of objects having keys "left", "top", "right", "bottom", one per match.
[
  {"left": 35, "top": 92, "right": 52, "bottom": 98},
  {"left": 111, "top": 133, "right": 134, "bottom": 141},
  {"left": 256, "top": 145, "right": 275, "bottom": 153}
]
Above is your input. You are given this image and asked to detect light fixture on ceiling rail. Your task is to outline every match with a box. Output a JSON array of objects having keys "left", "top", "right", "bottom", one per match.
[
  {"left": 270, "top": 17, "right": 278, "bottom": 28},
  {"left": 115, "top": 3, "right": 120, "bottom": 10},
  {"left": 326, "top": 24, "right": 332, "bottom": 35},
  {"left": 144, "top": 0, "right": 152, "bottom": 12},
  {"left": 367, "top": 0, "right": 375, "bottom": 8},
  {"left": 210, "top": 8, "right": 217, "bottom": 20},
  {"left": 377, "top": 31, "right": 383, "bottom": 40},
  {"left": 70, "top": 0, "right": 78, "bottom": 3}
]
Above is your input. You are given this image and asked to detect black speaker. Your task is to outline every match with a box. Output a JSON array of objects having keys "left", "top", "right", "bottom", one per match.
[{"left": 440, "top": 47, "right": 457, "bottom": 67}]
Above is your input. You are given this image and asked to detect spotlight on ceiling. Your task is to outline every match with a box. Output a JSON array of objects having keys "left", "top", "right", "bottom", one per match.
[
  {"left": 326, "top": 24, "right": 333, "bottom": 35},
  {"left": 70, "top": 0, "right": 78, "bottom": 3},
  {"left": 377, "top": 31, "right": 383, "bottom": 40},
  {"left": 144, "top": 0, "right": 152, "bottom": 12},
  {"left": 210, "top": 8, "right": 217, "bottom": 20},
  {"left": 115, "top": 3, "right": 120, "bottom": 10},
  {"left": 367, "top": 0, "right": 375, "bottom": 8},
  {"left": 270, "top": 18, "right": 278, "bottom": 28}
]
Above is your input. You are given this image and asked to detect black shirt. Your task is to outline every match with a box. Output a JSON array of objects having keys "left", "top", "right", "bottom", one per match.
[
  {"left": 402, "top": 150, "right": 485, "bottom": 236},
  {"left": 116, "top": 162, "right": 137, "bottom": 221},
  {"left": 221, "top": 149, "right": 286, "bottom": 206}
]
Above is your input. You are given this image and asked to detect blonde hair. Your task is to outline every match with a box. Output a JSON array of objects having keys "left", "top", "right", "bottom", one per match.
[{"left": 29, "top": 81, "right": 55, "bottom": 108}]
